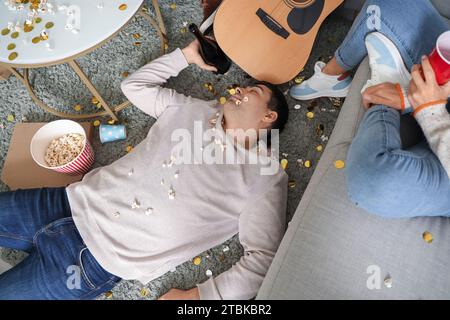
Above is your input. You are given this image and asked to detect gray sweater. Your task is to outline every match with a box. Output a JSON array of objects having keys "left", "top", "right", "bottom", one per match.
[
  {"left": 415, "top": 102, "right": 450, "bottom": 178},
  {"left": 66, "top": 48, "right": 288, "bottom": 300}
]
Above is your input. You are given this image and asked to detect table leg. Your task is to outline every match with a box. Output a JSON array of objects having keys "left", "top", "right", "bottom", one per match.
[
  {"left": 6, "top": 66, "right": 130, "bottom": 119},
  {"left": 151, "top": 0, "right": 167, "bottom": 38},
  {"left": 67, "top": 60, "right": 119, "bottom": 122}
]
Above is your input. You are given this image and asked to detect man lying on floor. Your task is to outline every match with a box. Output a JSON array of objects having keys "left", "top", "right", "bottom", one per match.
[
  {"left": 0, "top": 39, "right": 289, "bottom": 300},
  {"left": 290, "top": 0, "right": 450, "bottom": 217}
]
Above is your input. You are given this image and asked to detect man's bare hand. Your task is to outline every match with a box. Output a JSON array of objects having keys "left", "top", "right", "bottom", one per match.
[
  {"left": 158, "top": 287, "right": 200, "bottom": 300},
  {"left": 408, "top": 56, "right": 450, "bottom": 109},
  {"left": 181, "top": 40, "right": 218, "bottom": 73},
  {"left": 362, "top": 82, "right": 403, "bottom": 110}
]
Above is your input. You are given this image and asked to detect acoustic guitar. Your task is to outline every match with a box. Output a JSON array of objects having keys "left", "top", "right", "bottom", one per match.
[{"left": 213, "top": 0, "right": 344, "bottom": 84}]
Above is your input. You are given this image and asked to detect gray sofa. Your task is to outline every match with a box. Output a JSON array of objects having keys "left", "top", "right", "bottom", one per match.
[{"left": 257, "top": 0, "right": 450, "bottom": 300}]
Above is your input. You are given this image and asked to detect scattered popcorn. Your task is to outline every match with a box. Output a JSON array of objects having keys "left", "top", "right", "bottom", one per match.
[
  {"left": 44, "top": 133, "right": 85, "bottom": 167},
  {"left": 384, "top": 276, "right": 393, "bottom": 288}
]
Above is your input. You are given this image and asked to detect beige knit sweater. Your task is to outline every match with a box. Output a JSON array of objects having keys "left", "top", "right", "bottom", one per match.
[
  {"left": 415, "top": 102, "right": 450, "bottom": 178},
  {"left": 66, "top": 49, "right": 288, "bottom": 300}
]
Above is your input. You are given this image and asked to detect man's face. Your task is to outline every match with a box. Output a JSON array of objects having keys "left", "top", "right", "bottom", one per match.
[{"left": 223, "top": 84, "right": 278, "bottom": 132}]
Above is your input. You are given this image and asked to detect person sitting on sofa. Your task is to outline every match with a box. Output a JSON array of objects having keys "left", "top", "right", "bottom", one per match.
[
  {"left": 292, "top": 0, "right": 450, "bottom": 218},
  {"left": 0, "top": 39, "right": 289, "bottom": 300}
]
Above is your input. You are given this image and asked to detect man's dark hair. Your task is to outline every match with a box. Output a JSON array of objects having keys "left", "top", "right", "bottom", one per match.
[
  {"left": 248, "top": 80, "right": 289, "bottom": 149},
  {"left": 254, "top": 81, "right": 289, "bottom": 133}
]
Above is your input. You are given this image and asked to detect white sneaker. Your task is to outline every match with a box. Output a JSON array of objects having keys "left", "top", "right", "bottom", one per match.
[
  {"left": 289, "top": 61, "right": 352, "bottom": 101},
  {"left": 361, "top": 32, "right": 411, "bottom": 93}
]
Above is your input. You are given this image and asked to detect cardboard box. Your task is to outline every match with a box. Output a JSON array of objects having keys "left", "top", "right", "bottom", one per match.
[
  {"left": 0, "top": 66, "right": 12, "bottom": 81},
  {"left": 1, "top": 122, "right": 94, "bottom": 190}
]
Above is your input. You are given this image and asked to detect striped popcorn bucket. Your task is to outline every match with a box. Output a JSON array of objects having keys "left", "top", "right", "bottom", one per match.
[{"left": 30, "top": 120, "right": 94, "bottom": 176}]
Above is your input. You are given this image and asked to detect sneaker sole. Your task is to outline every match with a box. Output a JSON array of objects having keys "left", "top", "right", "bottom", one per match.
[{"left": 290, "top": 87, "right": 350, "bottom": 101}]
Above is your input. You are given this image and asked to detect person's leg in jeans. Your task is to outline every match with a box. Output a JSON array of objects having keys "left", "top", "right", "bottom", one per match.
[
  {"left": 326, "top": 0, "right": 449, "bottom": 74},
  {"left": 346, "top": 105, "right": 450, "bottom": 218},
  {"left": 0, "top": 188, "right": 120, "bottom": 299},
  {"left": 0, "top": 188, "right": 72, "bottom": 251},
  {"left": 341, "top": 0, "right": 450, "bottom": 217}
]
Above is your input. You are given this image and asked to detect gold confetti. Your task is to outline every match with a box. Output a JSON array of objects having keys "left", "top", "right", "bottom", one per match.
[
  {"left": 334, "top": 160, "right": 345, "bottom": 169},
  {"left": 45, "top": 22, "right": 54, "bottom": 29},
  {"left": 219, "top": 97, "right": 227, "bottom": 105},
  {"left": 281, "top": 159, "right": 288, "bottom": 170},
  {"left": 294, "top": 76, "right": 305, "bottom": 84},
  {"left": 170, "top": 3, "right": 177, "bottom": 9},
  {"left": 126, "top": 146, "right": 133, "bottom": 153},
  {"left": 306, "top": 112, "right": 315, "bottom": 119},
  {"left": 7, "top": 114, "right": 15, "bottom": 122},
  {"left": 228, "top": 88, "right": 236, "bottom": 95},
  {"left": 119, "top": 4, "right": 128, "bottom": 10},
  {"left": 73, "top": 104, "right": 82, "bottom": 112},
  {"left": 132, "top": 33, "right": 141, "bottom": 39},
  {"left": 423, "top": 231, "right": 433, "bottom": 244},
  {"left": 304, "top": 160, "right": 312, "bottom": 168},
  {"left": 107, "top": 119, "right": 116, "bottom": 125},
  {"left": 7, "top": 43, "right": 16, "bottom": 50},
  {"left": 316, "top": 145, "right": 323, "bottom": 152},
  {"left": 104, "top": 291, "right": 113, "bottom": 299},
  {"left": 193, "top": 256, "right": 202, "bottom": 266},
  {"left": 32, "top": 36, "right": 41, "bottom": 44},
  {"left": 122, "top": 71, "right": 129, "bottom": 78},
  {"left": 23, "top": 24, "right": 34, "bottom": 33},
  {"left": 93, "top": 120, "right": 101, "bottom": 127},
  {"left": 180, "top": 27, "right": 187, "bottom": 34},
  {"left": 8, "top": 52, "right": 18, "bottom": 61},
  {"left": 140, "top": 287, "right": 149, "bottom": 297},
  {"left": 91, "top": 97, "right": 100, "bottom": 105},
  {"left": 1, "top": 28, "right": 10, "bottom": 36},
  {"left": 35, "top": 17, "right": 42, "bottom": 24},
  {"left": 11, "top": 32, "right": 19, "bottom": 39},
  {"left": 288, "top": 180, "right": 296, "bottom": 188},
  {"left": 134, "top": 41, "right": 142, "bottom": 46}
]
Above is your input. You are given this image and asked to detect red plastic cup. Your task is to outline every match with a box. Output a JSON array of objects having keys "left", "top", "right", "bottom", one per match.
[{"left": 429, "top": 31, "right": 450, "bottom": 86}]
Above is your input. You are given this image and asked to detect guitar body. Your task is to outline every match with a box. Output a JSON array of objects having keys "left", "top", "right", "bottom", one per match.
[{"left": 214, "top": 0, "right": 344, "bottom": 84}]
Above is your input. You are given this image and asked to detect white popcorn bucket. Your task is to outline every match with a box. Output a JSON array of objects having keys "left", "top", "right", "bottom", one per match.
[{"left": 30, "top": 120, "right": 94, "bottom": 176}]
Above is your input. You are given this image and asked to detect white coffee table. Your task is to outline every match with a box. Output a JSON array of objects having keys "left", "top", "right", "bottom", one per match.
[{"left": 0, "top": 0, "right": 167, "bottom": 121}]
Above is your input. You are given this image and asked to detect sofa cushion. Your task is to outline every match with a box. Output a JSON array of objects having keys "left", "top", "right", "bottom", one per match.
[
  {"left": 257, "top": 57, "right": 450, "bottom": 299},
  {"left": 431, "top": 0, "right": 450, "bottom": 19}
]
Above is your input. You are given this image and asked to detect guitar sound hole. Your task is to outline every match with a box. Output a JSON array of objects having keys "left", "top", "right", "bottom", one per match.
[{"left": 284, "top": 0, "right": 315, "bottom": 8}]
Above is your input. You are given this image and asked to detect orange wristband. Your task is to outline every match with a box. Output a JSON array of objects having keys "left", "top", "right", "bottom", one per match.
[
  {"left": 412, "top": 100, "right": 448, "bottom": 117},
  {"left": 395, "top": 84, "right": 405, "bottom": 113}
]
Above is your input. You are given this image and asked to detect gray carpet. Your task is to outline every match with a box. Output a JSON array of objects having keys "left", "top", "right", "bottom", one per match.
[{"left": 0, "top": 1, "right": 351, "bottom": 299}]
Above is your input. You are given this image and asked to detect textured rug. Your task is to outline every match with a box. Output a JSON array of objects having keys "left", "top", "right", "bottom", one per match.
[{"left": 0, "top": 1, "right": 351, "bottom": 299}]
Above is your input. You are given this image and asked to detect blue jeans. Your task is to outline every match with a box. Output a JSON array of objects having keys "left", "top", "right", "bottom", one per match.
[
  {"left": 0, "top": 188, "right": 121, "bottom": 299},
  {"left": 342, "top": 0, "right": 450, "bottom": 218}
]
